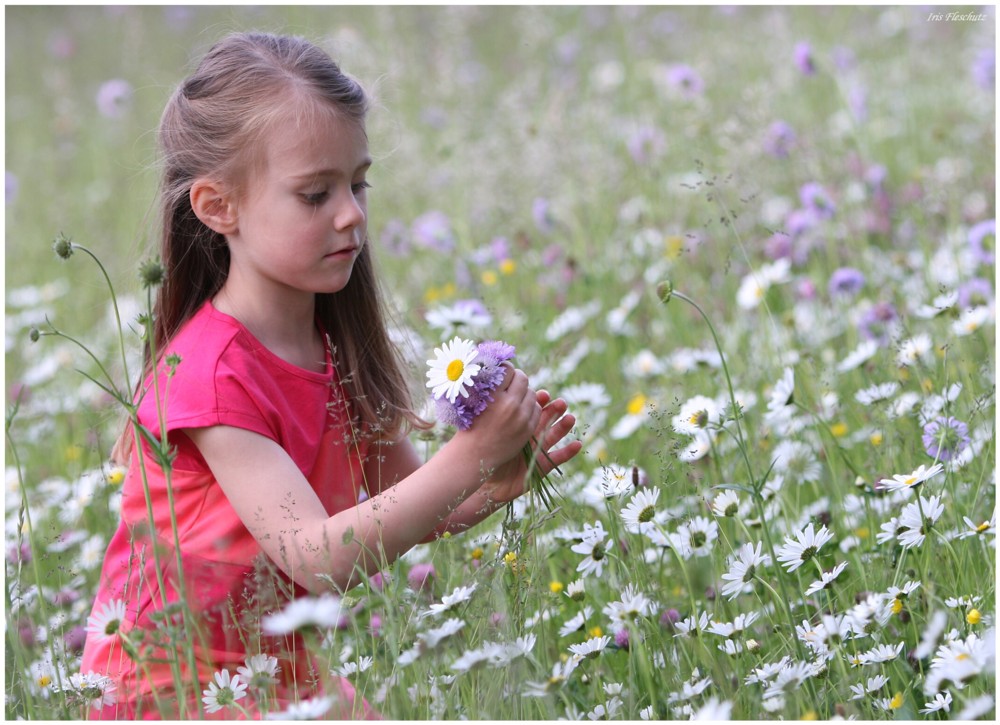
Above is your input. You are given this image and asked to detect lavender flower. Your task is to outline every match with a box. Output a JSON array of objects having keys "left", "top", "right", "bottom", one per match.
[{"left": 922, "top": 416, "right": 970, "bottom": 463}]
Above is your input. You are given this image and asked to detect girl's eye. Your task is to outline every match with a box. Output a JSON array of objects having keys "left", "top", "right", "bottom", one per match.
[
  {"left": 302, "top": 191, "right": 328, "bottom": 205},
  {"left": 352, "top": 180, "right": 371, "bottom": 195}
]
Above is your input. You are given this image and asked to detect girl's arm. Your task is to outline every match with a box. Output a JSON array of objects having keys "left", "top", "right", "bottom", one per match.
[{"left": 186, "top": 368, "right": 541, "bottom": 593}]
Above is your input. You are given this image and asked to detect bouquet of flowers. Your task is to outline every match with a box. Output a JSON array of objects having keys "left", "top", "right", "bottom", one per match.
[{"left": 426, "top": 336, "right": 560, "bottom": 511}]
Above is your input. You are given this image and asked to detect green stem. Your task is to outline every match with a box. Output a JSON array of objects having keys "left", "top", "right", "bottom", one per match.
[{"left": 74, "top": 244, "right": 134, "bottom": 395}]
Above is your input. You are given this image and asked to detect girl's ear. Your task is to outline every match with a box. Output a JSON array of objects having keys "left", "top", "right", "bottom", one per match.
[{"left": 190, "top": 179, "right": 238, "bottom": 235}]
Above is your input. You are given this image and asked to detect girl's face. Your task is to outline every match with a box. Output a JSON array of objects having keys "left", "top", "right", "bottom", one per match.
[{"left": 228, "top": 104, "right": 371, "bottom": 301}]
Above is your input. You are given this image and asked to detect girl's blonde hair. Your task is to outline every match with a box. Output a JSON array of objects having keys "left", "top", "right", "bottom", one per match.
[{"left": 114, "top": 31, "right": 427, "bottom": 461}]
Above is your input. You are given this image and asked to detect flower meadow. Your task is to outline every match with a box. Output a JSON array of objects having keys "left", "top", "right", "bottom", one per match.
[{"left": 5, "top": 5, "right": 996, "bottom": 721}]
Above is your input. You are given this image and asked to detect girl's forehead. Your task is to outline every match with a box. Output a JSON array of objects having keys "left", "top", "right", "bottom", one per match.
[{"left": 261, "top": 107, "right": 369, "bottom": 169}]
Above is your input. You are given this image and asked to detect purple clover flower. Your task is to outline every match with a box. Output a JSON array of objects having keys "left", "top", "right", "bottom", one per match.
[
  {"left": 614, "top": 628, "right": 630, "bottom": 649},
  {"left": 407, "top": 563, "right": 436, "bottom": 590},
  {"left": 922, "top": 416, "right": 970, "bottom": 463},
  {"left": 828, "top": 267, "right": 866, "bottom": 299},
  {"left": 968, "top": 218, "right": 995, "bottom": 265},
  {"left": 434, "top": 340, "right": 516, "bottom": 431}
]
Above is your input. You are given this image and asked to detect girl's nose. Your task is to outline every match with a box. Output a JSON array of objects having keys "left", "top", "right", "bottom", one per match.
[{"left": 334, "top": 190, "right": 366, "bottom": 231}]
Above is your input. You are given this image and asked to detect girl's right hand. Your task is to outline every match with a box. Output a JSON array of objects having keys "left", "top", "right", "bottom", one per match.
[{"left": 452, "top": 364, "right": 541, "bottom": 472}]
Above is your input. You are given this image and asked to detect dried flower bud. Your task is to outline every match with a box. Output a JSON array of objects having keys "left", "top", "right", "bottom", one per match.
[
  {"left": 28, "top": 327, "right": 40, "bottom": 343},
  {"left": 53, "top": 232, "right": 74, "bottom": 260},
  {"left": 138, "top": 257, "right": 166, "bottom": 288},
  {"left": 656, "top": 279, "right": 674, "bottom": 304}
]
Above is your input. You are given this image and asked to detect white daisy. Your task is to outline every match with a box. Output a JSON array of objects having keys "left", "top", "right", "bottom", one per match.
[
  {"left": 450, "top": 647, "right": 492, "bottom": 674},
  {"left": 261, "top": 594, "right": 343, "bottom": 635},
  {"left": 586, "top": 696, "right": 623, "bottom": 720},
  {"left": 672, "top": 395, "right": 722, "bottom": 435},
  {"left": 602, "top": 584, "right": 653, "bottom": 627},
  {"left": 836, "top": 339, "right": 879, "bottom": 372},
  {"left": 951, "top": 305, "right": 992, "bottom": 336},
  {"left": 854, "top": 381, "right": 900, "bottom": 405},
  {"left": 803, "top": 561, "right": 848, "bottom": 595},
  {"left": 571, "top": 522, "right": 609, "bottom": 577},
  {"left": 706, "top": 611, "right": 760, "bottom": 638},
  {"left": 896, "top": 333, "right": 933, "bottom": 367},
  {"left": 63, "top": 671, "right": 117, "bottom": 711},
  {"left": 620, "top": 487, "right": 660, "bottom": 533},
  {"left": 201, "top": 669, "right": 248, "bottom": 714},
  {"left": 422, "top": 583, "right": 478, "bottom": 618},
  {"left": 558, "top": 606, "right": 594, "bottom": 638},
  {"left": 919, "top": 691, "right": 953, "bottom": 714},
  {"left": 425, "top": 336, "right": 482, "bottom": 403},
  {"left": 417, "top": 617, "right": 465, "bottom": 650},
  {"left": 720, "top": 541, "right": 771, "bottom": 600},
  {"left": 334, "top": 655, "right": 373, "bottom": 678},
  {"left": 690, "top": 697, "right": 733, "bottom": 720},
  {"left": 858, "top": 641, "right": 904, "bottom": 665},
  {"left": 897, "top": 494, "right": 945, "bottom": 549},
  {"left": 676, "top": 430, "right": 713, "bottom": 462},
  {"left": 673, "top": 611, "right": 711, "bottom": 639},
  {"left": 776, "top": 522, "right": 834, "bottom": 572},
  {"left": 711, "top": 489, "right": 743, "bottom": 518},
  {"left": 237, "top": 653, "right": 280, "bottom": 689},
  {"left": 849, "top": 674, "right": 889, "bottom": 700},
  {"left": 425, "top": 300, "right": 492, "bottom": 336},
  {"left": 85, "top": 599, "right": 128, "bottom": 643},
  {"left": 522, "top": 657, "right": 580, "bottom": 697},
  {"left": 878, "top": 463, "right": 944, "bottom": 492},
  {"left": 568, "top": 635, "right": 611, "bottom": 659},
  {"left": 265, "top": 695, "right": 335, "bottom": 720},
  {"left": 673, "top": 516, "right": 718, "bottom": 558}
]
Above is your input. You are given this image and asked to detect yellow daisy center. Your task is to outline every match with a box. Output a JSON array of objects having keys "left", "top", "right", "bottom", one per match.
[
  {"left": 37, "top": 675, "right": 52, "bottom": 688},
  {"left": 904, "top": 476, "right": 917, "bottom": 486},
  {"left": 889, "top": 692, "right": 904, "bottom": 709},
  {"left": 446, "top": 359, "right": 465, "bottom": 381},
  {"left": 627, "top": 394, "right": 647, "bottom": 416}
]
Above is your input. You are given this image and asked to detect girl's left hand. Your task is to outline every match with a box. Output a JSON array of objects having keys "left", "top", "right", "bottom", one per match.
[{"left": 481, "top": 390, "right": 582, "bottom": 504}]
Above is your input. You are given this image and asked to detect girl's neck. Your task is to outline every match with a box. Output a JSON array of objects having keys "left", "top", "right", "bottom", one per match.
[{"left": 213, "top": 283, "right": 326, "bottom": 373}]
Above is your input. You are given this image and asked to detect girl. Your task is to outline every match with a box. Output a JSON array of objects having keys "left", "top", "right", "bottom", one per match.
[{"left": 80, "top": 31, "right": 581, "bottom": 720}]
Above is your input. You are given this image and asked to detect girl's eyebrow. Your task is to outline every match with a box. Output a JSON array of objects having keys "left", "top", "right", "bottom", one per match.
[{"left": 289, "top": 158, "right": 372, "bottom": 181}]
